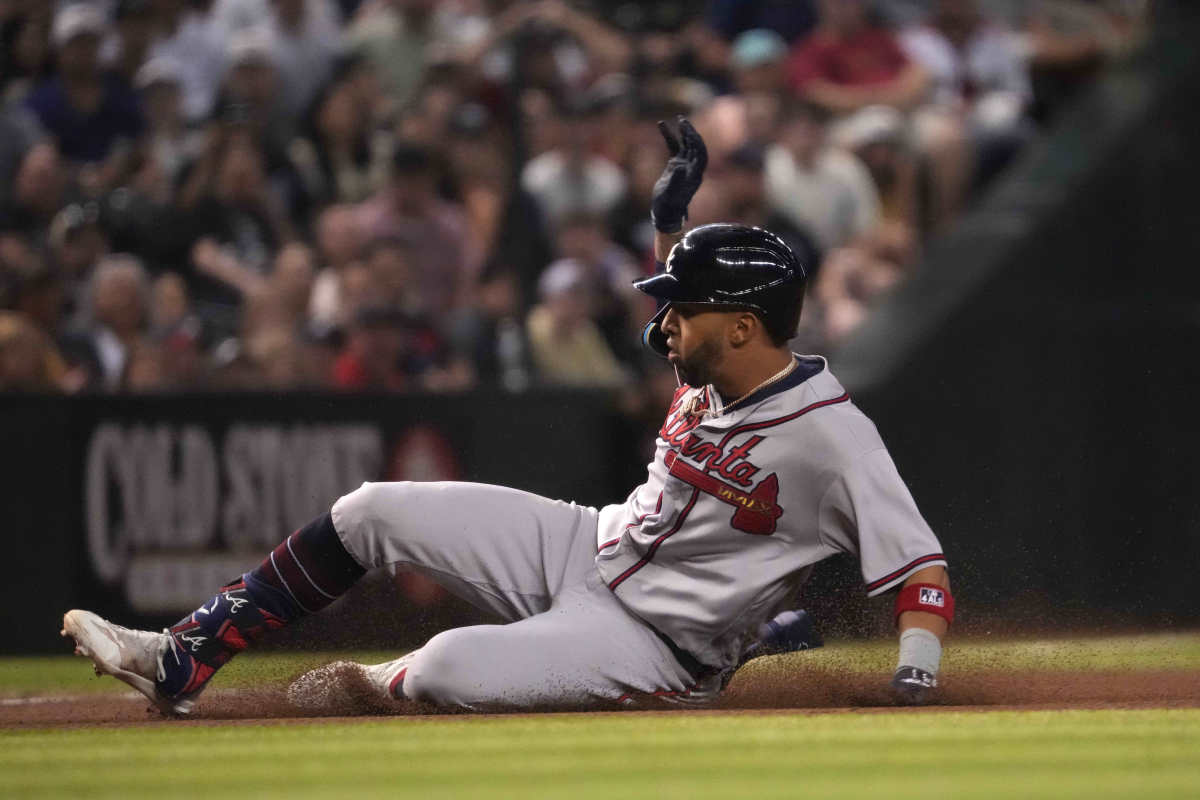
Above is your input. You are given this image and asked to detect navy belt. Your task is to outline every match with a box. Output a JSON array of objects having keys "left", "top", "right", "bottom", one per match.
[{"left": 650, "top": 627, "right": 720, "bottom": 681}]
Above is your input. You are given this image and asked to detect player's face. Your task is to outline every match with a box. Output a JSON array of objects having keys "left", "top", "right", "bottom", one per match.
[{"left": 660, "top": 303, "right": 732, "bottom": 386}]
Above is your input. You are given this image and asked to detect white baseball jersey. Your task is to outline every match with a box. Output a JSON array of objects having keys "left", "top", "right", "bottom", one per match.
[{"left": 595, "top": 355, "right": 946, "bottom": 670}]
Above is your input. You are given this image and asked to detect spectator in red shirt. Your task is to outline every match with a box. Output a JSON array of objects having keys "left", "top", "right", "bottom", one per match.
[
  {"left": 332, "top": 305, "right": 412, "bottom": 392},
  {"left": 789, "top": 0, "right": 969, "bottom": 233},
  {"left": 788, "top": 0, "right": 929, "bottom": 114}
]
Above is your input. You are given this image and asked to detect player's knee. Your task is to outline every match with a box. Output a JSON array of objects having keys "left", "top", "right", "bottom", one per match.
[
  {"left": 400, "top": 628, "right": 482, "bottom": 707},
  {"left": 330, "top": 481, "right": 414, "bottom": 566}
]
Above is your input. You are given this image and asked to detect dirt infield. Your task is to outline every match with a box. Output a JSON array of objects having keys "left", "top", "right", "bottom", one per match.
[{"left": 4, "top": 666, "right": 1198, "bottom": 729}]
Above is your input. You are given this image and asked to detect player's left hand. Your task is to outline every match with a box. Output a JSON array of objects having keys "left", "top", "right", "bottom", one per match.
[
  {"left": 651, "top": 116, "right": 708, "bottom": 234},
  {"left": 890, "top": 665, "right": 938, "bottom": 705}
]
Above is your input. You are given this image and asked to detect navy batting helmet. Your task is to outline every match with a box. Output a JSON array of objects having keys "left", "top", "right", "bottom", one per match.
[{"left": 633, "top": 223, "right": 808, "bottom": 357}]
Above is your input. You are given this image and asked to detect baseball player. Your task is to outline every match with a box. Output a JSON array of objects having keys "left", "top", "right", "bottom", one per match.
[{"left": 62, "top": 118, "right": 951, "bottom": 714}]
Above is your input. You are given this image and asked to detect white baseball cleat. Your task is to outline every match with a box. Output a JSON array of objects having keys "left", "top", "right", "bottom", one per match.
[
  {"left": 286, "top": 653, "right": 415, "bottom": 714},
  {"left": 60, "top": 609, "right": 196, "bottom": 716}
]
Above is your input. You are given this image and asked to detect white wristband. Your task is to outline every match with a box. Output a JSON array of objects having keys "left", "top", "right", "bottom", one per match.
[{"left": 897, "top": 627, "right": 942, "bottom": 676}]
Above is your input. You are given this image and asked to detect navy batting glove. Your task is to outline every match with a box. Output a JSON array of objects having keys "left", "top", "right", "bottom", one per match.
[
  {"left": 891, "top": 666, "right": 938, "bottom": 705},
  {"left": 651, "top": 116, "right": 708, "bottom": 233}
]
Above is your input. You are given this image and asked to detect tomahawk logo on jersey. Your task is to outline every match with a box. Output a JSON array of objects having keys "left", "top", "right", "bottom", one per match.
[{"left": 595, "top": 355, "right": 947, "bottom": 672}]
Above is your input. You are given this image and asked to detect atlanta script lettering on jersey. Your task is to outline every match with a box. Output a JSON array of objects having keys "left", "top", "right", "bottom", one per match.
[{"left": 659, "top": 388, "right": 784, "bottom": 535}]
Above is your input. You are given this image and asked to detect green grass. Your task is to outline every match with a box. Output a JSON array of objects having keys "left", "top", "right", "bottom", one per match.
[
  {"left": 0, "top": 649, "right": 399, "bottom": 696},
  {"left": 2, "top": 633, "right": 1197, "bottom": 798},
  {"left": 1, "top": 710, "right": 1198, "bottom": 799},
  {"left": 7, "top": 630, "right": 1198, "bottom": 697}
]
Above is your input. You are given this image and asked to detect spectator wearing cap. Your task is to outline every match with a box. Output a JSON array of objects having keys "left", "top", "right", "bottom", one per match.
[
  {"left": 25, "top": 4, "right": 145, "bottom": 165},
  {"left": 725, "top": 29, "right": 790, "bottom": 147},
  {"left": 357, "top": 142, "right": 478, "bottom": 320},
  {"left": 551, "top": 212, "right": 646, "bottom": 373},
  {"left": 830, "top": 105, "right": 921, "bottom": 235},
  {"left": 217, "top": 26, "right": 285, "bottom": 133},
  {"left": 147, "top": 0, "right": 227, "bottom": 122},
  {"left": 331, "top": 301, "right": 455, "bottom": 393},
  {"left": 729, "top": 28, "right": 790, "bottom": 95},
  {"left": 765, "top": 101, "right": 881, "bottom": 253},
  {"left": 136, "top": 58, "right": 205, "bottom": 186},
  {"left": 209, "top": 25, "right": 300, "bottom": 185},
  {"left": 525, "top": 258, "right": 627, "bottom": 389}
]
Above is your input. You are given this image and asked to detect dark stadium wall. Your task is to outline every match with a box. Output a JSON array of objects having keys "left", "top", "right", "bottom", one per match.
[
  {"left": 826, "top": 15, "right": 1200, "bottom": 637},
  {"left": 2, "top": 390, "right": 627, "bottom": 653}
]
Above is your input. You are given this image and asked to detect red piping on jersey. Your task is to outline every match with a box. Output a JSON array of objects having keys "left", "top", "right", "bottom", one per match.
[
  {"left": 599, "top": 492, "right": 665, "bottom": 553},
  {"left": 713, "top": 392, "right": 851, "bottom": 454},
  {"left": 865, "top": 553, "right": 947, "bottom": 593},
  {"left": 606, "top": 489, "right": 700, "bottom": 591}
]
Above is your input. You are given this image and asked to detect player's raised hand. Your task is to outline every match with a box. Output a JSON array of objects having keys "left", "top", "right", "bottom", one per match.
[{"left": 651, "top": 116, "right": 708, "bottom": 234}]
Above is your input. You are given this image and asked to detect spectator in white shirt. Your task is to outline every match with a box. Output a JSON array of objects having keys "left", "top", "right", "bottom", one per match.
[
  {"left": 148, "top": 0, "right": 227, "bottom": 122},
  {"left": 765, "top": 101, "right": 881, "bottom": 253},
  {"left": 900, "top": 0, "right": 1034, "bottom": 188}
]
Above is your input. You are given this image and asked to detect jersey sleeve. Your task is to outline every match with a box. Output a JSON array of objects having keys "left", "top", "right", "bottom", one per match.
[{"left": 819, "top": 447, "right": 946, "bottom": 597}]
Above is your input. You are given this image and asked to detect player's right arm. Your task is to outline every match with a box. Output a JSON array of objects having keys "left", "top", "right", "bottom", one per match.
[
  {"left": 891, "top": 565, "right": 952, "bottom": 704},
  {"left": 817, "top": 446, "right": 953, "bottom": 705}
]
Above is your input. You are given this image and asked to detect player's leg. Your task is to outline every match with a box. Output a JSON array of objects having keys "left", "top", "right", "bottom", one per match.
[
  {"left": 370, "top": 572, "right": 717, "bottom": 712},
  {"left": 64, "top": 481, "right": 597, "bottom": 713},
  {"left": 63, "top": 509, "right": 364, "bottom": 714},
  {"left": 329, "top": 481, "right": 599, "bottom": 621}
]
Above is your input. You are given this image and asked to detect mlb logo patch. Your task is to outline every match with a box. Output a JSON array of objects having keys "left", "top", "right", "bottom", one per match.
[{"left": 919, "top": 587, "right": 945, "bottom": 607}]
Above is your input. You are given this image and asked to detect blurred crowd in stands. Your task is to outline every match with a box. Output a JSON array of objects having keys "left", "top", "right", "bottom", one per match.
[{"left": 0, "top": 0, "right": 1147, "bottom": 395}]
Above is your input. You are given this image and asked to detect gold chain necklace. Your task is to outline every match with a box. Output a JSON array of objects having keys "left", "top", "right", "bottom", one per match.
[{"left": 685, "top": 357, "right": 798, "bottom": 420}]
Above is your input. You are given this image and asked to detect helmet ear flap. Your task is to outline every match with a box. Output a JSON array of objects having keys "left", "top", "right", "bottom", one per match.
[{"left": 641, "top": 303, "right": 671, "bottom": 358}]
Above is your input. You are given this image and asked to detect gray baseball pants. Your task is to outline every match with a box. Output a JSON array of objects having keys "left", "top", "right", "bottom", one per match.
[{"left": 330, "top": 481, "right": 709, "bottom": 711}]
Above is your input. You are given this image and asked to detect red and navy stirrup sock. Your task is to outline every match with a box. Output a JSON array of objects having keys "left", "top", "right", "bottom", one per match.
[{"left": 158, "top": 512, "right": 366, "bottom": 698}]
